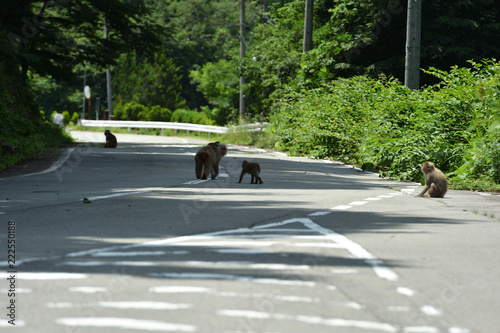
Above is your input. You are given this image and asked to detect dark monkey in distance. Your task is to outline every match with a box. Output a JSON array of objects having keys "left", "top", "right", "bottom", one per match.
[
  {"left": 416, "top": 161, "right": 447, "bottom": 198},
  {"left": 102, "top": 130, "right": 117, "bottom": 148},
  {"left": 238, "top": 160, "right": 263, "bottom": 184}
]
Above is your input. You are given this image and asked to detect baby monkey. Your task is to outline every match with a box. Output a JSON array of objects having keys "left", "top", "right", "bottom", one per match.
[
  {"left": 238, "top": 160, "right": 263, "bottom": 184},
  {"left": 416, "top": 161, "right": 447, "bottom": 198}
]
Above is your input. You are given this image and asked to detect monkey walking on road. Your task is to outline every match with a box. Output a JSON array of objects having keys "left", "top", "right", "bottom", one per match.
[
  {"left": 416, "top": 161, "right": 447, "bottom": 198},
  {"left": 238, "top": 160, "right": 263, "bottom": 184},
  {"left": 194, "top": 141, "right": 225, "bottom": 180}
]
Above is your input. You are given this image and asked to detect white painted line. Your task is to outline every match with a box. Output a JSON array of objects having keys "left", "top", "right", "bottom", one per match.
[
  {"left": 308, "top": 211, "right": 331, "bottom": 216},
  {"left": 296, "top": 316, "right": 397, "bottom": 332},
  {"left": 212, "top": 249, "right": 271, "bottom": 254},
  {"left": 99, "top": 301, "right": 192, "bottom": 310},
  {"left": 348, "top": 201, "right": 369, "bottom": 206},
  {"left": 86, "top": 190, "right": 150, "bottom": 202},
  {"left": 364, "top": 197, "right": 383, "bottom": 201},
  {"left": 0, "top": 147, "right": 75, "bottom": 181},
  {"left": 218, "top": 309, "right": 270, "bottom": 319},
  {"left": 397, "top": 287, "right": 415, "bottom": 297},
  {"left": 69, "top": 287, "right": 107, "bottom": 293},
  {"left": 293, "top": 242, "right": 344, "bottom": 248},
  {"left": 183, "top": 179, "right": 208, "bottom": 185},
  {"left": 0, "top": 272, "right": 87, "bottom": 280},
  {"left": 331, "top": 205, "right": 352, "bottom": 210},
  {"left": 218, "top": 311, "right": 397, "bottom": 332},
  {"left": 57, "top": 318, "right": 196, "bottom": 332},
  {"left": 149, "top": 286, "right": 213, "bottom": 293},
  {"left": 149, "top": 272, "right": 250, "bottom": 280},
  {"left": 92, "top": 251, "right": 167, "bottom": 257},
  {"left": 58, "top": 260, "right": 155, "bottom": 267},
  {"left": 404, "top": 327, "right": 439, "bottom": 333},
  {"left": 300, "top": 218, "right": 399, "bottom": 281},
  {"left": 420, "top": 305, "right": 443, "bottom": 316}
]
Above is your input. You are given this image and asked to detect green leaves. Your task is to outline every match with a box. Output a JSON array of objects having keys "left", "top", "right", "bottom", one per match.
[{"left": 270, "top": 60, "right": 500, "bottom": 187}]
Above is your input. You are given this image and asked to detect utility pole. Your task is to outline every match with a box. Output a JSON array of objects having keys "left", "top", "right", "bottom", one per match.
[
  {"left": 303, "top": 0, "right": 314, "bottom": 53},
  {"left": 404, "top": 0, "right": 422, "bottom": 90},
  {"left": 239, "top": 0, "right": 246, "bottom": 121},
  {"left": 104, "top": 15, "right": 114, "bottom": 118}
]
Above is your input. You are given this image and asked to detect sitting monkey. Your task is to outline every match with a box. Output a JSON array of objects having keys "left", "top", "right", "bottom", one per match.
[
  {"left": 102, "top": 130, "right": 117, "bottom": 148},
  {"left": 416, "top": 161, "right": 447, "bottom": 198},
  {"left": 238, "top": 160, "right": 263, "bottom": 184}
]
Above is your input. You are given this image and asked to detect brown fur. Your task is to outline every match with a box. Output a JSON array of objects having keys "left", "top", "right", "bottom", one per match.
[
  {"left": 238, "top": 160, "right": 263, "bottom": 184},
  {"left": 194, "top": 141, "right": 224, "bottom": 179},
  {"left": 416, "top": 161, "right": 447, "bottom": 198},
  {"left": 102, "top": 130, "right": 117, "bottom": 148}
]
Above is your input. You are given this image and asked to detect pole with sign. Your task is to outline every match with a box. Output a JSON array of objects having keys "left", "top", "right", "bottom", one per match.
[{"left": 84, "top": 85, "right": 91, "bottom": 119}]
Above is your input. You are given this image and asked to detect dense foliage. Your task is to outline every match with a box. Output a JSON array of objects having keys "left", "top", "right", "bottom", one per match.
[{"left": 270, "top": 60, "right": 500, "bottom": 190}]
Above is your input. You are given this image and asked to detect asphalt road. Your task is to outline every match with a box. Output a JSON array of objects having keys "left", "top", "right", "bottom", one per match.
[{"left": 0, "top": 131, "right": 499, "bottom": 333}]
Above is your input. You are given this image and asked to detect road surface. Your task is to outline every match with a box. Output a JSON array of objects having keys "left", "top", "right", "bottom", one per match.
[{"left": 0, "top": 132, "right": 499, "bottom": 332}]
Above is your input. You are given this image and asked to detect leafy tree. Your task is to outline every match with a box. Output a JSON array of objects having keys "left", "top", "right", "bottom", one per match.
[
  {"left": 113, "top": 48, "right": 186, "bottom": 112},
  {"left": 190, "top": 59, "right": 239, "bottom": 124}
]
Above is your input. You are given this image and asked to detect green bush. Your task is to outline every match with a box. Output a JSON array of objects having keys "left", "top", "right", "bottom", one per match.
[
  {"left": 270, "top": 60, "right": 500, "bottom": 187},
  {"left": 142, "top": 105, "right": 172, "bottom": 122},
  {"left": 62, "top": 111, "right": 71, "bottom": 126},
  {"left": 70, "top": 112, "right": 79, "bottom": 124},
  {"left": 171, "top": 108, "right": 214, "bottom": 125},
  {"left": 114, "top": 102, "right": 146, "bottom": 121}
]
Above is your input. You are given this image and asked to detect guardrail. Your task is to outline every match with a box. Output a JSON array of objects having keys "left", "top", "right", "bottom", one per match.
[{"left": 79, "top": 120, "right": 267, "bottom": 136}]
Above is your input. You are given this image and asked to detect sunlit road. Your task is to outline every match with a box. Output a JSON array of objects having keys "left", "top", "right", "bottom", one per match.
[{"left": 1, "top": 133, "right": 499, "bottom": 332}]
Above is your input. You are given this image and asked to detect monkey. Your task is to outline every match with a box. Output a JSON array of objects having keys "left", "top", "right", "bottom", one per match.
[
  {"left": 238, "top": 160, "right": 263, "bottom": 184},
  {"left": 102, "top": 130, "right": 117, "bottom": 148},
  {"left": 416, "top": 161, "right": 447, "bottom": 198},
  {"left": 216, "top": 141, "right": 227, "bottom": 157},
  {"left": 194, "top": 141, "right": 224, "bottom": 179}
]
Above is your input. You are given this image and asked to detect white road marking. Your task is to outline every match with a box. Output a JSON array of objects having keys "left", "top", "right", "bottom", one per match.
[
  {"left": 69, "top": 286, "right": 107, "bottom": 293},
  {"left": 218, "top": 310, "right": 398, "bottom": 332},
  {"left": 0, "top": 147, "right": 75, "bottom": 181},
  {"left": 99, "top": 301, "right": 192, "bottom": 310},
  {"left": 397, "top": 287, "right": 415, "bottom": 297},
  {"left": 92, "top": 251, "right": 167, "bottom": 257},
  {"left": 149, "top": 286, "right": 214, "bottom": 293},
  {"left": 86, "top": 190, "right": 151, "bottom": 202},
  {"left": 349, "top": 201, "right": 369, "bottom": 206},
  {"left": 404, "top": 327, "right": 439, "bottom": 333},
  {"left": 331, "top": 205, "right": 353, "bottom": 210},
  {"left": 308, "top": 211, "right": 332, "bottom": 216},
  {"left": 56, "top": 317, "right": 196, "bottom": 332},
  {"left": 0, "top": 272, "right": 87, "bottom": 280},
  {"left": 420, "top": 305, "right": 443, "bottom": 316}
]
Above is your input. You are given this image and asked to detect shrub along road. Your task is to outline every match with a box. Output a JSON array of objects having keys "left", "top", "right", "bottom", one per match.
[{"left": 0, "top": 132, "right": 499, "bottom": 332}]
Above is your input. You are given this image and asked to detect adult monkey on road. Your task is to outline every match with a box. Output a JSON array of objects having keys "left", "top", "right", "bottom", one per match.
[{"left": 194, "top": 141, "right": 226, "bottom": 180}]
